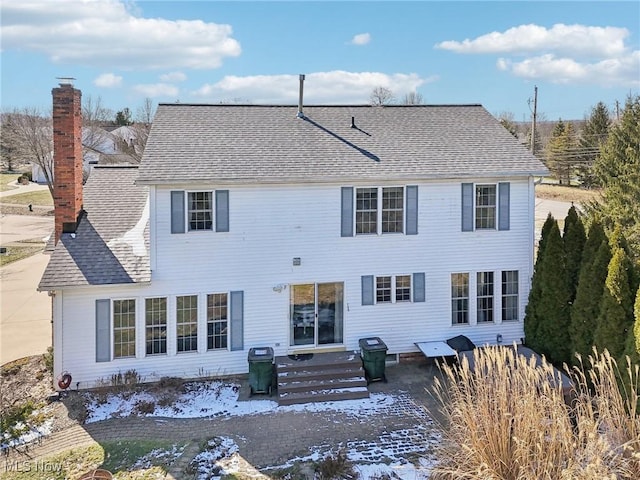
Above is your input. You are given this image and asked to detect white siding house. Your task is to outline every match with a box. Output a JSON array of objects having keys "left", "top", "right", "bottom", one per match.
[{"left": 40, "top": 99, "right": 548, "bottom": 389}]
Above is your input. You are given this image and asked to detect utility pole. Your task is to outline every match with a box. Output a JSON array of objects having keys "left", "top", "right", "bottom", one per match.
[
  {"left": 615, "top": 100, "right": 620, "bottom": 121},
  {"left": 530, "top": 85, "right": 538, "bottom": 155}
]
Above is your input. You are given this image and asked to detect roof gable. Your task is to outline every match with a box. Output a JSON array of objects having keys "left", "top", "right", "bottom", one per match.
[{"left": 39, "top": 166, "right": 150, "bottom": 289}]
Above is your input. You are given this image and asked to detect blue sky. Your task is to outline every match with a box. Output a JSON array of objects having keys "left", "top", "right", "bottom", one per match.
[{"left": 1, "top": 1, "right": 638, "bottom": 121}]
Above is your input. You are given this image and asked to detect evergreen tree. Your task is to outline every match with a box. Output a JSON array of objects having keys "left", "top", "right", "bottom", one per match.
[
  {"left": 115, "top": 107, "right": 133, "bottom": 126},
  {"left": 569, "top": 229, "right": 611, "bottom": 362},
  {"left": 576, "top": 102, "right": 611, "bottom": 188},
  {"left": 545, "top": 119, "right": 578, "bottom": 185},
  {"left": 563, "top": 205, "right": 586, "bottom": 304},
  {"left": 623, "top": 285, "right": 640, "bottom": 365},
  {"left": 537, "top": 213, "right": 556, "bottom": 264},
  {"left": 590, "top": 96, "right": 640, "bottom": 254},
  {"left": 525, "top": 214, "right": 557, "bottom": 351},
  {"left": 530, "top": 221, "right": 572, "bottom": 364},
  {"left": 594, "top": 247, "right": 635, "bottom": 359},
  {"left": 609, "top": 225, "right": 640, "bottom": 295},
  {"left": 636, "top": 285, "right": 640, "bottom": 355}
]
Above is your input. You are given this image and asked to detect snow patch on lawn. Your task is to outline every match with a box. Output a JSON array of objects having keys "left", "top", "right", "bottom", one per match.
[{"left": 85, "top": 380, "right": 397, "bottom": 423}]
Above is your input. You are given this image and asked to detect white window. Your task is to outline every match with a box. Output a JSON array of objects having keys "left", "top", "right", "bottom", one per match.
[
  {"left": 382, "top": 187, "right": 404, "bottom": 233},
  {"left": 145, "top": 297, "right": 167, "bottom": 355},
  {"left": 502, "top": 270, "right": 519, "bottom": 321},
  {"left": 376, "top": 275, "right": 411, "bottom": 303},
  {"left": 356, "top": 187, "right": 404, "bottom": 235},
  {"left": 188, "top": 191, "right": 213, "bottom": 231},
  {"left": 113, "top": 299, "right": 135, "bottom": 359},
  {"left": 207, "top": 293, "right": 228, "bottom": 350},
  {"left": 451, "top": 273, "right": 469, "bottom": 325},
  {"left": 477, "top": 272, "right": 494, "bottom": 323},
  {"left": 176, "top": 295, "right": 198, "bottom": 353},
  {"left": 475, "top": 185, "right": 496, "bottom": 230}
]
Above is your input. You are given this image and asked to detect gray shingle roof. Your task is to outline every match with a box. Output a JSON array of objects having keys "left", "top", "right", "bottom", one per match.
[
  {"left": 137, "top": 104, "right": 548, "bottom": 185},
  {"left": 39, "top": 166, "right": 150, "bottom": 290}
]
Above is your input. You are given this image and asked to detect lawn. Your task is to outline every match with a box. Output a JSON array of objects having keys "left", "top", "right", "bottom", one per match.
[
  {"left": 0, "top": 442, "right": 180, "bottom": 480},
  {"left": 0, "top": 244, "right": 45, "bottom": 267},
  {"left": 535, "top": 183, "right": 602, "bottom": 204},
  {"left": 0, "top": 173, "right": 21, "bottom": 192},
  {"left": 1, "top": 190, "right": 53, "bottom": 206}
]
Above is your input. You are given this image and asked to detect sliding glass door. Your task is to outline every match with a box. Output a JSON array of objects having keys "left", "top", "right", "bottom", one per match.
[{"left": 290, "top": 282, "right": 343, "bottom": 347}]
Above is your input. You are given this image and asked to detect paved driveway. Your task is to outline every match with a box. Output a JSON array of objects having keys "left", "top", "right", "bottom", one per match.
[{"left": 0, "top": 212, "right": 53, "bottom": 364}]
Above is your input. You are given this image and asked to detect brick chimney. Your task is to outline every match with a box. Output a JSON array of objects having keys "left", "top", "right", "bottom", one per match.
[{"left": 52, "top": 80, "right": 83, "bottom": 244}]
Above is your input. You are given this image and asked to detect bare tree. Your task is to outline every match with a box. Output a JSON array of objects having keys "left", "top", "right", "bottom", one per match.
[
  {"left": 82, "top": 95, "right": 113, "bottom": 152},
  {"left": 135, "top": 97, "right": 155, "bottom": 125},
  {"left": 2, "top": 108, "right": 53, "bottom": 194},
  {"left": 370, "top": 87, "right": 394, "bottom": 106},
  {"left": 496, "top": 111, "right": 519, "bottom": 138},
  {"left": 401, "top": 91, "right": 424, "bottom": 105},
  {"left": 1, "top": 113, "right": 21, "bottom": 172}
]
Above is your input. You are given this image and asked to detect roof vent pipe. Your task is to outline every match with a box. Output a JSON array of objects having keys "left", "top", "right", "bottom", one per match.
[
  {"left": 297, "top": 74, "right": 305, "bottom": 118},
  {"left": 351, "top": 116, "right": 356, "bottom": 128}
]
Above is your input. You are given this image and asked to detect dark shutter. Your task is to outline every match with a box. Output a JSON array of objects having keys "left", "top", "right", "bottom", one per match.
[
  {"left": 361, "top": 275, "right": 374, "bottom": 305},
  {"left": 170, "top": 191, "right": 185, "bottom": 234},
  {"left": 229, "top": 291, "right": 244, "bottom": 351},
  {"left": 498, "top": 182, "right": 510, "bottom": 231},
  {"left": 95, "top": 299, "right": 111, "bottom": 362},
  {"left": 413, "top": 273, "right": 425, "bottom": 302},
  {"left": 406, "top": 185, "right": 418, "bottom": 235},
  {"left": 461, "top": 183, "right": 473, "bottom": 232},
  {"left": 216, "top": 190, "right": 229, "bottom": 232},
  {"left": 341, "top": 187, "right": 354, "bottom": 237}
]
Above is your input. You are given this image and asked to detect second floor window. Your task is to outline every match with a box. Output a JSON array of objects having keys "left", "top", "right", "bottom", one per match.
[
  {"left": 355, "top": 187, "right": 404, "bottom": 235},
  {"left": 475, "top": 185, "right": 496, "bottom": 230},
  {"left": 188, "top": 192, "right": 213, "bottom": 231}
]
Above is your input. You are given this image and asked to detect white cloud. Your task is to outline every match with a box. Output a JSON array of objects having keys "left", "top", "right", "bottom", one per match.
[
  {"left": 435, "top": 23, "right": 629, "bottom": 58},
  {"left": 192, "top": 71, "right": 436, "bottom": 104},
  {"left": 497, "top": 51, "right": 640, "bottom": 87},
  {"left": 93, "top": 73, "right": 122, "bottom": 88},
  {"left": 159, "top": 71, "right": 187, "bottom": 83},
  {"left": 0, "top": 0, "right": 241, "bottom": 70},
  {"left": 132, "top": 83, "right": 179, "bottom": 98},
  {"left": 350, "top": 33, "right": 371, "bottom": 46},
  {"left": 437, "top": 23, "right": 639, "bottom": 87}
]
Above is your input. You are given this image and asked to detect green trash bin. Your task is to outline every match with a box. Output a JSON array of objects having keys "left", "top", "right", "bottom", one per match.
[
  {"left": 248, "top": 347, "right": 274, "bottom": 396},
  {"left": 359, "top": 337, "right": 388, "bottom": 383}
]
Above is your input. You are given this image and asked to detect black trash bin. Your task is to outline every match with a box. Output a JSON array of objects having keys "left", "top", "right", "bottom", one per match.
[
  {"left": 359, "top": 337, "right": 388, "bottom": 383},
  {"left": 248, "top": 347, "right": 274, "bottom": 395}
]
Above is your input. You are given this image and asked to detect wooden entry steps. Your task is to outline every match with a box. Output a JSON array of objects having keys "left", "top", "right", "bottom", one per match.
[{"left": 275, "top": 351, "right": 369, "bottom": 406}]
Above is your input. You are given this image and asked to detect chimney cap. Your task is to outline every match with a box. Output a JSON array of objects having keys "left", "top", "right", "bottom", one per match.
[{"left": 56, "top": 77, "right": 76, "bottom": 87}]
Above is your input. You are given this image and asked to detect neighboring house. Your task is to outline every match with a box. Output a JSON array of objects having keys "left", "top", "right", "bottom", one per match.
[
  {"left": 31, "top": 126, "right": 137, "bottom": 183},
  {"left": 39, "top": 82, "right": 548, "bottom": 389}
]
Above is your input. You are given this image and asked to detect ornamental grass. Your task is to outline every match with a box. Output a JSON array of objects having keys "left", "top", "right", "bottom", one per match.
[{"left": 431, "top": 346, "right": 640, "bottom": 480}]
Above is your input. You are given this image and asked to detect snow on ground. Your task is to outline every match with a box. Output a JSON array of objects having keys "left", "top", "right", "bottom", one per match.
[
  {"left": 0, "top": 418, "right": 54, "bottom": 451},
  {"left": 199, "top": 435, "right": 437, "bottom": 480},
  {"left": 85, "top": 380, "right": 397, "bottom": 423},
  {"left": 83, "top": 380, "right": 441, "bottom": 477}
]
